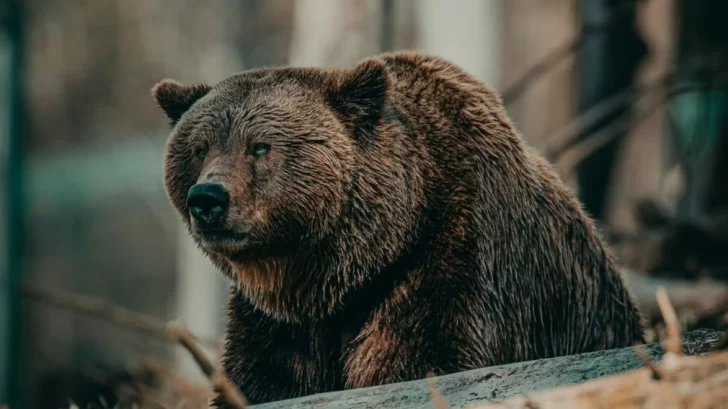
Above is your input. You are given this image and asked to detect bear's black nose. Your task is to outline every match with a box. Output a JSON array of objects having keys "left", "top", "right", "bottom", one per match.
[{"left": 187, "top": 183, "right": 230, "bottom": 226}]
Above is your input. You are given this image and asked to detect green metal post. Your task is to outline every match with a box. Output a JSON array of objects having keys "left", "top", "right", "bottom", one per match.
[
  {"left": 0, "top": 0, "right": 25, "bottom": 407},
  {"left": 669, "top": 0, "right": 728, "bottom": 218}
]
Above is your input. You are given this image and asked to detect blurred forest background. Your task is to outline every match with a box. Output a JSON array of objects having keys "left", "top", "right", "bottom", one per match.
[{"left": 0, "top": 0, "right": 726, "bottom": 408}]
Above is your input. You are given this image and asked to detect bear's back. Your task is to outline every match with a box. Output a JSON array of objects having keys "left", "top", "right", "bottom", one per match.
[{"left": 372, "top": 51, "right": 643, "bottom": 359}]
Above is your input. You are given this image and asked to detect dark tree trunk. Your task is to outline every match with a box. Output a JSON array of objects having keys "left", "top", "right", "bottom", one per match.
[{"left": 575, "top": 0, "right": 647, "bottom": 222}]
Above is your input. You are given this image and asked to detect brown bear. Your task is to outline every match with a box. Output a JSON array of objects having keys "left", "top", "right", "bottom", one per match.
[{"left": 152, "top": 51, "right": 644, "bottom": 407}]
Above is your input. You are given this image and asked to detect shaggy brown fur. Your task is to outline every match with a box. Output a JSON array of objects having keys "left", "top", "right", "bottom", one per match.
[{"left": 152, "top": 52, "right": 644, "bottom": 407}]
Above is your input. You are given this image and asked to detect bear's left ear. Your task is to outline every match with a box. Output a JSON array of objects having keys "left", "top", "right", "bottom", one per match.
[
  {"left": 151, "top": 79, "right": 211, "bottom": 126},
  {"left": 327, "top": 59, "right": 391, "bottom": 145}
]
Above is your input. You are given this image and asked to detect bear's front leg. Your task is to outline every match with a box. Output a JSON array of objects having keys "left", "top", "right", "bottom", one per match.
[
  {"left": 342, "top": 279, "right": 495, "bottom": 389},
  {"left": 213, "top": 290, "right": 339, "bottom": 407}
]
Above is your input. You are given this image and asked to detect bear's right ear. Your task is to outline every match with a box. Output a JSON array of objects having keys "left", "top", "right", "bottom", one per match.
[{"left": 151, "top": 79, "right": 211, "bottom": 126}]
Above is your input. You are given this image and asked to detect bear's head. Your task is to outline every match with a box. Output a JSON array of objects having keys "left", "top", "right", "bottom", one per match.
[{"left": 153, "top": 59, "right": 419, "bottom": 322}]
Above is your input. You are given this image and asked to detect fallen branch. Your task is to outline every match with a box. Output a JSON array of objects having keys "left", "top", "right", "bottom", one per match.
[
  {"left": 620, "top": 269, "right": 728, "bottom": 326},
  {"left": 21, "top": 285, "right": 246, "bottom": 409},
  {"left": 21, "top": 285, "right": 215, "bottom": 345},
  {"left": 427, "top": 373, "right": 450, "bottom": 409},
  {"left": 656, "top": 286, "right": 682, "bottom": 356},
  {"left": 137, "top": 359, "right": 214, "bottom": 400}
]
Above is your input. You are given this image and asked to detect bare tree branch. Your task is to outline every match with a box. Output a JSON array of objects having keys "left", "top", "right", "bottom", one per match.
[
  {"left": 501, "top": 1, "right": 641, "bottom": 106},
  {"left": 20, "top": 285, "right": 247, "bottom": 409},
  {"left": 552, "top": 87, "right": 663, "bottom": 180}
]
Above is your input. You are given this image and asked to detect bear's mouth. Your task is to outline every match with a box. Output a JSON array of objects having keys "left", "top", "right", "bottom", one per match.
[{"left": 195, "top": 228, "right": 249, "bottom": 253}]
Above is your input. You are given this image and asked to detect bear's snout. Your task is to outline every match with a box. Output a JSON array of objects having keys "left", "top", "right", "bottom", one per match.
[{"left": 187, "top": 182, "right": 230, "bottom": 228}]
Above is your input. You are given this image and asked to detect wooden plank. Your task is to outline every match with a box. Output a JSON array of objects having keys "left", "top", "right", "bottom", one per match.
[{"left": 251, "top": 329, "right": 722, "bottom": 409}]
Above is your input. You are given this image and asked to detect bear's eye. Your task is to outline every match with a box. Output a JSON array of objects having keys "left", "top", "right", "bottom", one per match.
[
  {"left": 250, "top": 142, "right": 270, "bottom": 158},
  {"left": 195, "top": 147, "right": 207, "bottom": 161}
]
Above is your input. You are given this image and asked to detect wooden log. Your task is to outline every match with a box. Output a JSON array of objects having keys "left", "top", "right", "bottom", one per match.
[
  {"left": 251, "top": 329, "right": 723, "bottom": 409},
  {"left": 471, "top": 348, "right": 728, "bottom": 409}
]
